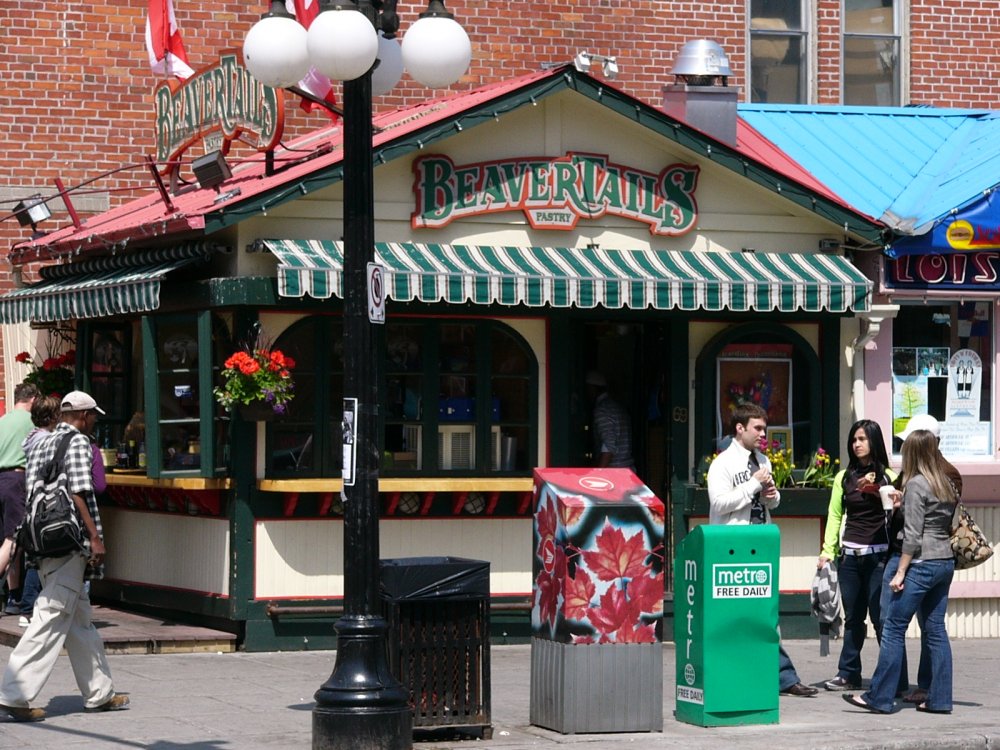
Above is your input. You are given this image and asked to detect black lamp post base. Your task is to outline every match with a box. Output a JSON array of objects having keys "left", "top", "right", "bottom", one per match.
[{"left": 312, "top": 615, "right": 412, "bottom": 750}]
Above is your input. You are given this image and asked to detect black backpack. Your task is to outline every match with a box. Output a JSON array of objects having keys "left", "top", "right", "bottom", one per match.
[{"left": 18, "top": 433, "right": 86, "bottom": 557}]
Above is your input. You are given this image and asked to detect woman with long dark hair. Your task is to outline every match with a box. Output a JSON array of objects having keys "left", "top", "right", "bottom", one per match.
[
  {"left": 817, "top": 419, "right": 895, "bottom": 691},
  {"left": 844, "top": 429, "right": 958, "bottom": 714}
]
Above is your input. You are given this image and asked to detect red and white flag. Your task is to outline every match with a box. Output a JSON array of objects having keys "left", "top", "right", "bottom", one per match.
[
  {"left": 289, "top": 0, "right": 339, "bottom": 120},
  {"left": 146, "top": 0, "right": 194, "bottom": 80}
]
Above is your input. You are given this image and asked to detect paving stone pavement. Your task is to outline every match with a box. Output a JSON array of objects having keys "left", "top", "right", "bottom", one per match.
[{"left": 0, "top": 638, "right": 997, "bottom": 749}]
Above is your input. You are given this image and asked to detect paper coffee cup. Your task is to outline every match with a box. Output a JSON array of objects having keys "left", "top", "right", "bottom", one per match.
[{"left": 878, "top": 485, "right": 895, "bottom": 510}]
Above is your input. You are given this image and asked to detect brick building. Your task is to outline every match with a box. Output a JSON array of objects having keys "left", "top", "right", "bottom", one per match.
[{"left": 1, "top": 0, "right": 998, "bottom": 393}]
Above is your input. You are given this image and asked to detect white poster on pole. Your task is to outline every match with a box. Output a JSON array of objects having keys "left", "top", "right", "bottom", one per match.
[{"left": 342, "top": 398, "right": 357, "bottom": 487}]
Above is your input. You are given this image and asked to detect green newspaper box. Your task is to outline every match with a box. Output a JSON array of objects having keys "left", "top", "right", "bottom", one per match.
[{"left": 674, "top": 524, "right": 780, "bottom": 726}]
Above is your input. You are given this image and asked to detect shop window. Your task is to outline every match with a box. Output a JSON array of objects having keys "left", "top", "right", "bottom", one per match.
[
  {"left": 140, "top": 312, "right": 232, "bottom": 477},
  {"left": 81, "top": 324, "right": 131, "bottom": 450},
  {"left": 694, "top": 323, "right": 826, "bottom": 478},
  {"left": 843, "top": 0, "right": 901, "bottom": 105},
  {"left": 267, "top": 316, "right": 343, "bottom": 476},
  {"left": 890, "top": 303, "right": 993, "bottom": 457},
  {"left": 750, "top": 0, "right": 809, "bottom": 103},
  {"left": 269, "top": 316, "right": 536, "bottom": 477}
]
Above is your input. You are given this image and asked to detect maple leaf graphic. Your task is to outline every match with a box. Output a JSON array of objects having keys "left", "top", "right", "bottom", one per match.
[
  {"left": 559, "top": 495, "right": 587, "bottom": 528},
  {"left": 625, "top": 573, "right": 664, "bottom": 616},
  {"left": 613, "top": 621, "right": 658, "bottom": 644},
  {"left": 535, "top": 569, "right": 560, "bottom": 628},
  {"left": 580, "top": 522, "right": 650, "bottom": 582},
  {"left": 535, "top": 496, "right": 557, "bottom": 558},
  {"left": 563, "top": 568, "right": 596, "bottom": 622},
  {"left": 588, "top": 584, "right": 632, "bottom": 635}
]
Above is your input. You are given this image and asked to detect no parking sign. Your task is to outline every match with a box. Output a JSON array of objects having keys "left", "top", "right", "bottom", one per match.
[{"left": 368, "top": 262, "right": 385, "bottom": 324}]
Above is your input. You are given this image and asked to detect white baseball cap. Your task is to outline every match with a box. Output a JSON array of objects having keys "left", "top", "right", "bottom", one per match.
[
  {"left": 61, "top": 390, "right": 106, "bottom": 415},
  {"left": 898, "top": 413, "right": 940, "bottom": 440}
]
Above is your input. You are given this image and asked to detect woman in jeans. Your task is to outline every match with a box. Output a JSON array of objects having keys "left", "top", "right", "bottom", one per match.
[
  {"left": 817, "top": 419, "right": 894, "bottom": 691},
  {"left": 844, "top": 429, "right": 957, "bottom": 714}
]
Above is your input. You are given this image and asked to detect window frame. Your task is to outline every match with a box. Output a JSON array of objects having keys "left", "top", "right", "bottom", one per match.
[
  {"left": 265, "top": 314, "right": 538, "bottom": 479},
  {"left": 748, "top": 0, "right": 811, "bottom": 104},
  {"left": 841, "top": 0, "right": 904, "bottom": 105}
]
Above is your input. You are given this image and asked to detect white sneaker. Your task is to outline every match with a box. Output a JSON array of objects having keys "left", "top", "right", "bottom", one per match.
[{"left": 17, "top": 616, "right": 30, "bottom": 627}]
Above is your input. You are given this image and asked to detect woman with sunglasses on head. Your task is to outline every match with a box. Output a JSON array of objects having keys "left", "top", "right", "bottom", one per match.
[{"left": 817, "top": 419, "right": 895, "bottom": 691}]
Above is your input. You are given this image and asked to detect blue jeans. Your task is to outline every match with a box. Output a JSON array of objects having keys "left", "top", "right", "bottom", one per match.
[
  {"left": 19, "top": 567, "right": 40, "bottom": 617},
  {"left": 779, "top": 643, "right": 801, "bottom": 691},
  {"left": 880, "top": 554, "right": 931, "bottom": 694},
  {"left": 836, "top": 552, "right": 885, "bottom": 682},
  {"left": 864, "top": 558, "right": 954, "bottom": 712}
]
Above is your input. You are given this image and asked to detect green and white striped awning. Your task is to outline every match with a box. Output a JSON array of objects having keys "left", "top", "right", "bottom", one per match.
[
  {"left": 266, "top": 240, "right": 872, "bottom": 313},
  {"left": 0, "top": 244, "right": 213, "bottom": 324}
]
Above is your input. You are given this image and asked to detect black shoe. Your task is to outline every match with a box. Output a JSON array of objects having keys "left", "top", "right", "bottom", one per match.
[
  {"left": 825, "top": 676, "right": 862, "bottom": 691},
  {"left": 842, "top": 693, "right": 889, "bottom": 713},
  {"left": 781, "top": 682, "right": 819, "bottom": 697}
]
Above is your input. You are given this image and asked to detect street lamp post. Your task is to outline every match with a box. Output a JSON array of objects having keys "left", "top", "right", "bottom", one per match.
[{"left": 243, "top": 3, "right": 471, "bottom": 749}]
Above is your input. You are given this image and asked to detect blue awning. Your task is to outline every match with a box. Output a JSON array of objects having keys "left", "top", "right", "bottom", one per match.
[{"left": 889, "top": 190, "right": 1000, "bottom": 257}]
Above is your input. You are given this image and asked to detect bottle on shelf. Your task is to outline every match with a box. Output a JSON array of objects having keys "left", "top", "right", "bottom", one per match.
[
  {"left": 116, "top": 442, "right": 130, "bottom": 469},
  {"left": 127, "top": 439, "right": 137, "bottom": 469},
  {"left": 137, "top": 441, "right": 147, "bottom": 470}
]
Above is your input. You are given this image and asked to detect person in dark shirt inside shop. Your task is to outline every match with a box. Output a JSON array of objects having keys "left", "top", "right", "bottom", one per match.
[{"left": 585, "top": 371, "right": 635, "bottom": 469}]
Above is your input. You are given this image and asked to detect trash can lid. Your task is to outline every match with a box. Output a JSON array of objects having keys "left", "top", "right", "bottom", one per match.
[{"left": 379, "top": 556, "right": 490, "bottom": 600}]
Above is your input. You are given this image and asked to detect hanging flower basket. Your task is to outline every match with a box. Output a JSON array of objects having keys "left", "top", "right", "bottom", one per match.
[
  {"left": 238, "top": 400, "right": 283, "bottom": 422},
  {"left": 15, "top": 349, "right": 75, "bottom": 398},
  {"left": 213, "top": 345, "right": 296, "bottom": 418}
]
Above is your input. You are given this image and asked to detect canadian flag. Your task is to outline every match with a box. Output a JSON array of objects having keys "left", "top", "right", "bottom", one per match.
[
  {"left": 146, "top": 0, "right": 194, "bottom": 79},
  {"left": 289, "top": 0, "right": 339, "bottom": 120}
]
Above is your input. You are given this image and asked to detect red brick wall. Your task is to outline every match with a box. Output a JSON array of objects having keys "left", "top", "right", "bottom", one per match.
[{"left": 1, "top": 1, "right": 998, "bottom": 391}]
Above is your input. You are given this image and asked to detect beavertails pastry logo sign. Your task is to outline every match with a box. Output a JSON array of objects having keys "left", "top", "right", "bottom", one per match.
[
  {"left": 154, "top": 52, "right": 283, "bottom": 178},
  {"left": 411, "top": 152, "right": 699, "bottom": 235}
]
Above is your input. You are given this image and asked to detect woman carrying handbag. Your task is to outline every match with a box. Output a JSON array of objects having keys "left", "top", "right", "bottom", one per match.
[{"left": 844, "top": 429, "right": 957, "bottom": 714}]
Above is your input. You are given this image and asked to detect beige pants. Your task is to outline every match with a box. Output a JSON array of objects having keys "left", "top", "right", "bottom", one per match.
[{"left": 0, "top": 552, "right": 114, "bottom": 709}]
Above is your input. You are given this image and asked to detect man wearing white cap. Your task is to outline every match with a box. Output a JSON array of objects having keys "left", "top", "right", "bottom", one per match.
[{"left": 0, "top": 391, "right": 129, "bottom": 722}]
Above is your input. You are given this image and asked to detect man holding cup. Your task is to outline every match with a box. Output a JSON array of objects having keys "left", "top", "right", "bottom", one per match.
[{"left": 707, "top": 403, "right": 818, "bottom": 697}]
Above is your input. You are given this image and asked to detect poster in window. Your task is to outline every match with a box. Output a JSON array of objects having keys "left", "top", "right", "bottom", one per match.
[
  {"left": 767, "top": 427, "right": 791, "bottom": 455},
  {"left": 946, "top": 348, "right": 982, "bottom": 420},
  {"left": 716, "top": 345, "right": 792, "bottom": 440},
  {"left": 891, "top": 374, "right": 928, "bottom": 437}
]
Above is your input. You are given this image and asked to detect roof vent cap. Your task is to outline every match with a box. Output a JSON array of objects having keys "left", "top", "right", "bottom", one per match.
[{"left": 670, "top": 39, "right": 732, "bottom": 86}]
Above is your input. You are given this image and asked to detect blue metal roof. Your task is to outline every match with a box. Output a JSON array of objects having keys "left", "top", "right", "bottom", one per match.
[{"left": 738, "top": 104, "right": 1000, "bottom": 237}]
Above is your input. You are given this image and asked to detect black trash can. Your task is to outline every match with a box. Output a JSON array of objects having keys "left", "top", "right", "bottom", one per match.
[{"left": 380, "top": 556, "right": 492, "bottom": 739}]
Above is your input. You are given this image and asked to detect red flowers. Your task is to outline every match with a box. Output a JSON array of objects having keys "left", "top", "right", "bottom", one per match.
[
  {"left": 16, "top": 350, "right": 76, "bottom": 398},
  {"left": 214, "top": 347, "right": 296, "bottom": 415}
]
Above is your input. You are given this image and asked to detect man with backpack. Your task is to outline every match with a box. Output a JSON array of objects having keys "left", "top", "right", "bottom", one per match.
[{"left": 0, "top": 391, "right": 129, "bottom": 722}]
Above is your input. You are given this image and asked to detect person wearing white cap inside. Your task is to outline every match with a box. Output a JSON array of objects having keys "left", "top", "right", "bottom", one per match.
[
  {"left": 897, "top": 413, "right": 941, "bottom": 441},
  {"left": 0, "top": 390, "right": 129, "bottom": 722}
]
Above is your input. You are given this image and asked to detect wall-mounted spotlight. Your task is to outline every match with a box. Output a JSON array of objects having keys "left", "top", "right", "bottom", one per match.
[
  {"left": 14, "top": 194, "right": 52, "bottom": 237},
  {"left": 192, "top": 151, "right": 232, "bottom": 191}
]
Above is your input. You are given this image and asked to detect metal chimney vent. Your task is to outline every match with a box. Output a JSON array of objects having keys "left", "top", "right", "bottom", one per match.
[
  {"left": 670, "top": 39, "right": 733, "bottom": 86},
  {"left": 662, "top": 40, "right": 739, "bottom": 146}
]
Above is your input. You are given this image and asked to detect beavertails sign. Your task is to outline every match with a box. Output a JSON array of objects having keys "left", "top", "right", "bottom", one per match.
[
  {"left": 154, "top": 52, "right": 284, "bottom": 177},
  {"left": 411, "top": 152, "right": 700, "bottom": 235}
]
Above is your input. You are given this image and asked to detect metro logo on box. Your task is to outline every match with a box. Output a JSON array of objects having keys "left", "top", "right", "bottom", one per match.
[{"left": 711, "top": 563, "right": 772, "bottom": 599}]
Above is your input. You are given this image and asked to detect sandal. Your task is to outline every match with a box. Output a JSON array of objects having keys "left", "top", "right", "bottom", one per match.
[
  {"left": 842, "top": 693, "right": 889, "bottom": 714},
  {"left": 915, "top": 703, "right": 951, "bottom": 714}
]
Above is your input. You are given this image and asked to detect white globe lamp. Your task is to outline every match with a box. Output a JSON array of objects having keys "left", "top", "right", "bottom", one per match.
[
  {"left": 243, "top": 12, "right": 310, "bottom": 88},
  {"left": 307, "top": 8, "right": 379, "bottom": 82},
  {"left": 402, "top": 13, "right": 471, "bottom": 89},
  {"left": 371, "top": 32, "right": 404, "bottom": 96}
]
